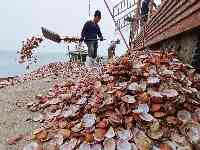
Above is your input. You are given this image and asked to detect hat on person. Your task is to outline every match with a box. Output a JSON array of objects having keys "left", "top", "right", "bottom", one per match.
[{"left": 94, "top": 10, "right": 101, "bottom": 17}]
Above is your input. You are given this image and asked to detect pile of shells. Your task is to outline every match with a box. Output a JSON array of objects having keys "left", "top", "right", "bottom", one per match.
[
  {"left": 7, "top": 50, "right": 200, "bottom": 150},
  {"left": 0, "top": 62, "right": 83, "bottom": 89}
]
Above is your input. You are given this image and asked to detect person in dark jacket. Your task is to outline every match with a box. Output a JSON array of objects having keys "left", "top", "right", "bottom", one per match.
[
  {"left": 141, "top": 0, "right": 157, "bottom": 23},
  {"left": 80, "top": 10, "right": 104, "bottom": 66}
]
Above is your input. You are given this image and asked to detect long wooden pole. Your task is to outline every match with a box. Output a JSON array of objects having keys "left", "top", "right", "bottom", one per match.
[
  {"left": 89, "top": 0, "right": 91, "bottom": 17},
  {"left": 103, "top": 0, "right": 129, "bottom": 50}
]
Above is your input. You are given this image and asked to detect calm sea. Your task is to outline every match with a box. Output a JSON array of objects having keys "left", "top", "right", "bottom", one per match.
[{"left": 0, "top": 50, "right": 68, "bottom": 77}]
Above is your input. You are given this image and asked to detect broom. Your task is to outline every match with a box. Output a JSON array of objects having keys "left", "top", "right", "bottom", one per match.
[
  {"left": 41, "top": 27, "right": 105, "bottom": 43},
  {"left": 41, "top": 27, "right": 80, "bottom": 43}
]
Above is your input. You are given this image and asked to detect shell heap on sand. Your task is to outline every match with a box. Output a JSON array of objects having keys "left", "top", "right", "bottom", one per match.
[
  {"left": 0, "top": 62, "right": 78, "bottom": 88},
  {"left": 6, "top": 50, "right": 200, "bottom": 150}
]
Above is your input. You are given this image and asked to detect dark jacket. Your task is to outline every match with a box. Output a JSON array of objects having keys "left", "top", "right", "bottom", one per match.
[
  {"left": 141, "top": 0, "right": 151, "bottom": 16},
  {"left": 81, "top": 20, "right": 103, "bottom": 42}
]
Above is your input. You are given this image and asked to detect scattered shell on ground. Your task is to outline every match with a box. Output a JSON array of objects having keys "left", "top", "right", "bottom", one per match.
[
  {"left": 90, "top": 144, "right": 102, "bottom": 150},
  {"left": 49, "top": 98, "right": 61, "bottom": 105},
  {"left": 32, "top": 113, "right": 44, "bottom": 122},
  {"left": 104, "top": 95, "right": 114, "bottom": 105},
  {"left": 128, "top": 82, "right": 139, "bottom": 91},
  {"left": 161, "top": 89, "right": 178, "bottom": 98},
  {"left": 82, "top": 114, "right": 96, "bottom": 128},
  {"left": 148, "top": 130, "right": 163, "bottom": 140},
  {"left": 96, "top": 119, "right": 108, "bottom": 129},
  {"left": 63, "top": 105, "right": 80, "bottom": 118},
  {"left": 151, "top": 104, "right": 161, "bottom": 112},
  {"left": 54, "top": 134, "right": 64, "bottom": 145},
  {"left": 133, "top": 104, "right": 149, "bottom": 114},
  {"left": 103, "top": 138, "right": 116, "bottom": 150},
  {"left": 171, "top": 132, "right": 191, "bottom": 147},
  {"left": 147, "top": 77, "right": 160, "bottom": 84},
  {"left": 77, "top": 97, "right": 87, "bottom": 105},
  {"left": 105, "top": 126, "right": 115, "bottom": 138},
  {"left": 161, "top": 68, "right": 174, "bottom": 75},
  {"left": 84, "top": 133, "right": 94, "bottom": 143},
  {"left": 154, "top": 112, "right": 166, "bottom": 118},
  {"left": 58, "top": 129, "right": 71, "bottom": 139},
  {"left": 79, "top": 142, "right": 91, "bottom": 150},
  {"left": 148, "top": 90, "right": 163, "bottom": 98},
  {"left": 117, "top": 139, "right": 132, "bottom": 150},
  {"left": 133, "top": 63, "right": 145, "bottom": 69},
  {"left": 166, "top": 116, "right": 178, "bottom": 125},
  {"left": 121, "top": 95, "right": 136, "bottom": 104},
  {"left": 71, "top": 123, "right": 83, "bottom": 132},
  {"left": 117, "top": 128, "right": 132, "bottom": 140},
  {"left": 140, "top": 113, "right": 154, "bottom": 122},
  {"left": 108, "top": 113, "right": 122, "bottom": 124},
  {"left": 60, "top": 138, "right": 78, "bottom": 150},
  {"left": 93, "top": 128, "right": 106, "bottom": 141},
  {"left": 177, "top": 110, "right": 192, "bottom": 123},
  {"left": 35, "top": 130, "right": 48, "bottom": 142},
  {"left": 134, "top": 129, "right": 152, "bottom": 150},
  {"left": 23, "top": 142, "right": 42, "bottom": 150},
  {"left": 7, "top": 134, "right": 23, "bottom": 145},
  {"left": 181, "top": 122, "right": 200, "bottom": 144}
]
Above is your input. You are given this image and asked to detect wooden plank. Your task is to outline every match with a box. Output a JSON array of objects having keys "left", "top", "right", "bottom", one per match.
[
  {"left": 146, "top": 0, "right": 197, "bottom": 41},
  {"left": 145, "top": 6, "right": 200, "bottom": 47},
  {"left": 132, "top": 0, "right": 200, "bottom": 50}
]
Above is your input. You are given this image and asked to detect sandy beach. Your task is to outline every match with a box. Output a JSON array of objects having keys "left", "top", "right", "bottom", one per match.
[
  {"left": 0, "top": 51, "right": 200, "bottom": 150},
  {"left": 0, "top": 75, "right": 63, "bottom": 150}
]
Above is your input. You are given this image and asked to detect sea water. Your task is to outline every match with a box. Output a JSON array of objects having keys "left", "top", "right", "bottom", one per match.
[{"left": 0, "top": 50, "right": 68, "bottom": 77}]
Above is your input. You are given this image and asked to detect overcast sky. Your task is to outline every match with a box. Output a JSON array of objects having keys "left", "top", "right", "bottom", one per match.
[{"left": 0, "top": 0, "right": 161, "bottom": 56}]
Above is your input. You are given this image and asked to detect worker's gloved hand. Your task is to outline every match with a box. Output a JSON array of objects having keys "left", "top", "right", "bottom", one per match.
[{"left": 100, "top": 37, "right": 104, "bottom": 41}]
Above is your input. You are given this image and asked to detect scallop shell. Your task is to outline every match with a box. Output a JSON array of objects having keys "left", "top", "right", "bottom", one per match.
[
  {"left": 121, "top": 95, "right": 136, "bottom": 104},
  {"left": 128, "top": 82, "right": 139, "bottom": 91},
  {"left": 161, "top": 89, "right": 178, "bottom": 98},
  {"left": 90, "top": 144, "right": 102, "bottom": 150},
  {"left": 181, "top": 122, "right": 200, "bottom": 144},
  {"left": 117, "top": 129, "right": 133, "bottom": 140},
  {"left": 71, "top": 123, "right": 83, "bottom": 132},
  {"left": 63, "top": 105, "right": 80, "bottom": 118},
  {"left": 77, "top": 97, "right": 87, "bottom": 105},
  {"left": 23, "top": 142, "right": 42, "bottom": 150},
  {"left": 103, "top": 138, "right": 116, "bottom": 150},
  {"left": 117, "top": 139, "right": 132, "bottom": 150},
  {"left": 82, "top": 114, "right": 96, "bottom": 128},
  {"left": 105, "top": 127, "right": 115, "bottom": 138},
  {"left": 140, "top": 113, "right": 154, "bottom": 122},
  {"left": 148, "top": 130, "right": 163, "bottom": 140},
  {"left": 93, "top": 128, "right": 106, "bottom": 142},
  {"left": 133, "top": 104, "right": 149, "bottom": 114},
  {"left": 147, "top": 77, "right": 160, "bottom": 84},
  {"left": 177, "top": 110, "right": 191, "bottom": 123},
  {"left": 79, "top": 142, "right": 91, "bottom": 150},
  {"left": 54, "top": 134, "right": 64, "bottom": 146}
]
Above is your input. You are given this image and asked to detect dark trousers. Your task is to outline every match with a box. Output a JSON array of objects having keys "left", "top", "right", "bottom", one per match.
[{"left": 85, "top": 41, "right": 98, "bottom": 59}]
